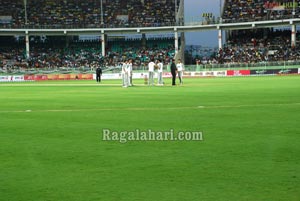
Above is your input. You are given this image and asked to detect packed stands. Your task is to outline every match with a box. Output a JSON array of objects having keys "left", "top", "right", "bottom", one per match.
[
  {"left": 0, "top": 0, "right": 179, "bottom": 71},
  {"left": 0, "top": 36, "right": 175, "bottom": 70},
  {"left": 222, "top": 0, "right": 300, "bottom": 23},
  {"left": 1, "top": 1, "right": 300, "bottom": 68},
  {"left": 2, "top": 28, "right": 299, "bottom": 69},
  {"left": 218, "top": 1, "right": 300, "bottom": 64},
  {"left": 0, "top": 0, "right": 180, "bottom": 28},
  {"left": 207, "top": 29, "right": 299, "bottom": 64},
  {"left": 0, "top": 0, "right": 24, "bottom": 27}
]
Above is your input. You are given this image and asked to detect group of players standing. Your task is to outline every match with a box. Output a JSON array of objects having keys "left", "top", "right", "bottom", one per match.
[
  {"left": 147, "top": 58, "right": 184, "bottom": 86},
  {"left": 121, "top": 59, "right": 133, "bottom": 87},
  {"left": 121, "top": 58, "right": 184, "bottom": 87},
  {"left": 147, "top": 59, "right": 164, "bottom": 86},
  {"left": 96, "top": 58, "right": 184, "bottom": 86}
]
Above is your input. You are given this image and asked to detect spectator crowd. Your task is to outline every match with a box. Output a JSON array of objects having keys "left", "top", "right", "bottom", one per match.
[
  {"left": 1, "top": 0, "right": 300, "bottom": 70},
  {"left": 222, "top": 0, "right": 300, "bottom": 23},
  {"left": 2, "top": 0, "right": 299, "bottom": 28},
  {"left": 0, "top": 37, "right": 175, "bottom": 70},
  {"left": 194, "top": 29, "right": 300, "bottom": 65},
  {"left": 0, "top": 0, "right": 180, "bottom": 28},
  {"left": 2, "top": 29, "right": 300, "bottom": 70}
]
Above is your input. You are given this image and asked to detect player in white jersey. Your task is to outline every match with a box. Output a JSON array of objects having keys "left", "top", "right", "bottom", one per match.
[
  {"left": 176, "top": 59, "right": 184, "bottom": 85},
  {"left": 148, "top": 59, "right": 155, "bottom": 86},
  {"left": 157, "top": 59, "right": 163, "bottom": 85},
  {"left": 127, "top": 59, "right": 133, "bottom": 86},
  {"left": 121, "top": 60, "right": 128, "bottom": 87}
]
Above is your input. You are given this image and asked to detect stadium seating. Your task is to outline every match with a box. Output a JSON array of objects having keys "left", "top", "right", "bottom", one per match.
[
  {"left": 215, "top": 29, "right": 300, "bottom": 64},
  {"left": 0, "top": 36, "right": 175, "bottom": 69},
  {"left": 215, "top": 1, "right": 300, "bottom": 65},
  {"left": 0, "top": 0, "right": 179, "bottom": 70},
  {"left": 0, "top": 0, "right": 180, "bottom": 28},
  {"left": 222, "top": 0, "right": 300, "bottom": 23},
  {"left": 1, "top": 1, "right": 299, "bottom": 67},
  {"left": 186, "top": 28, "right": 300, "bottom": 65}
]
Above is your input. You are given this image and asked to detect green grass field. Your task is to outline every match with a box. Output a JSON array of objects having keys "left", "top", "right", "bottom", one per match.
[{"left": 1, "top": 76, "right": 300, "bottom": 201}]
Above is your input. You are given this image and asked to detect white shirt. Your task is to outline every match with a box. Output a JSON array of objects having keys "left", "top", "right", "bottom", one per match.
[
  {"left": 122, "top": 62, "right": 127, "bottom": 74},
  {"left": 157, "top": 62, "right": 163, "bottom": 73},
  {"left": 176, "top": 62, "right": 184, "bottom": 72},
  {"left": 127, "top": 62, "right": 132, "bottom": 74},
  {"left": 148, "top": 61, "right": 155, "bottom": 72}
]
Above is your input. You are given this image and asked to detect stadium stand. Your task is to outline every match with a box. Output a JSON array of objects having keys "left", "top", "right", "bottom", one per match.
[
  {"left": 0, "top": 36, "right": 175, "bottom": 70},
  {"left": 0, "top": 0, "right": 180, "bottom": 28},
  {"left": 0, "top": 0, "right": 180, "bottom": 71},
  {"left": 3, "top": 27, "right": 299, "bottom": 69},
  {"left": 1, "top": 0, "right": 299, "bottom": 68},
  {"left": 194, "top": 29, "right": 300, "bottom": 64},
  {"left": 107, "top": 37, "right": 175, "bottom": 65},
  {"left": 222, "top": 0, "right": 300, "bottom": 23},
  {"left": 202, "top": 0, "right": 300, "bottom": 65}
]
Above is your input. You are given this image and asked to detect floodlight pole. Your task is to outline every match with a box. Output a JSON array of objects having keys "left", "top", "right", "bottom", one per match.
[
  {"left": 101, "top": 31, "right": 105, "bottom": 56},
  {"left": 291, "top": 24, "right": 296, "bottom": 47},
  {"left": 25, "top": 31, "right": 30, "bottom": 59},
  {"left": 219, "top": 0, "right": 222, "bottom": 23},
  {"left": 23, "top": 0, "right": 30, "bottom": 59},
  {"left": 174, "top": 30, "right": 179, "bottom": 55},
  {"left": 24, "top": 0, "right": 28, "bottom": 25},
  {"left": 219, "top": 0, "right": 223, "bottom": 50},
  {"left": 100, "top": 0, "right": 104, "bottom": 25},
  {"left": 175, "top": 0, "right": 177, "bottom": 24},
  {"left": 293, "top": 0, "right": 295, "bottom": 16}
]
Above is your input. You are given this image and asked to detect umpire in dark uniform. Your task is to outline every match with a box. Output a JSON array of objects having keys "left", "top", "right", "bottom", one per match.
[
  {"left": 96, "top": 66, "right": 102, "bottom": 83},
  {"left": 170, "top": 59, "right": 177, "bottom": 86}
]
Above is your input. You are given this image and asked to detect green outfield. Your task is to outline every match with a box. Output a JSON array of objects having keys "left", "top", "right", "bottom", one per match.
[{"left": 1, "top": 76, "right": 300, "bottom": 201}]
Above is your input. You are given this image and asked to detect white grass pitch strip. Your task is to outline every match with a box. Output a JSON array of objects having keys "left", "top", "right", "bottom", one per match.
[{"left": 0, "top": 102, "right": 299, "bottom": 113}]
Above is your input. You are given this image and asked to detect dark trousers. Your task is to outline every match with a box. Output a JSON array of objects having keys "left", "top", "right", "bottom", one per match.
[
  {"left": 96, "top": 74, "right": 101, "bottom": 82},
  {"left": 171, "top": 73, "right": 176, "bottom": 85}
]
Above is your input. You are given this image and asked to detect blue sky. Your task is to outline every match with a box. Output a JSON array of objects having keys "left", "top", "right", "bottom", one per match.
[{"left": 184, "top": 0, "right": 221, "bottom": 47}]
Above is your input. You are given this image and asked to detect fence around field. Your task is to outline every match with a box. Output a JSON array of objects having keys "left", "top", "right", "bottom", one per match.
[{"left": 1, "top": 61, "right": 300, "bottom": 75}]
